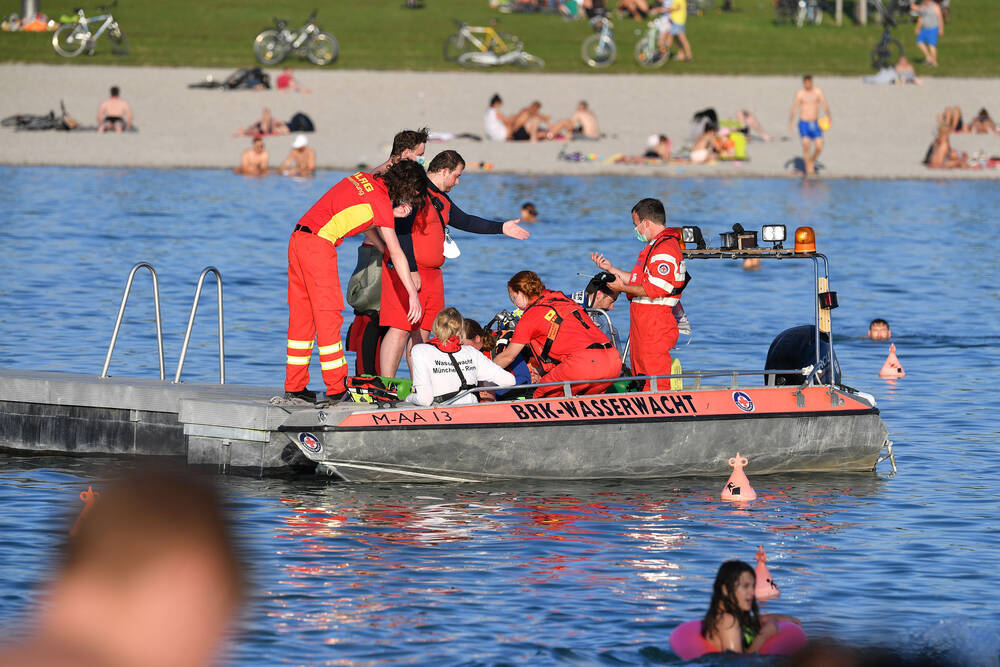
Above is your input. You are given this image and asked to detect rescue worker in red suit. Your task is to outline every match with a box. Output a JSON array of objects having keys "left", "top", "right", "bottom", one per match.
[
  {"left": 492, "top": 270, "right": 622, "bottom": 398},
  {"left": 591, "top": 197, "right": 688, "bottom": 389},
  {"left": 379, "top": 149, "right": 530, "bottom": 378},
  {"left": 283, "top": 160, "right": 428, "bottom": 403}
]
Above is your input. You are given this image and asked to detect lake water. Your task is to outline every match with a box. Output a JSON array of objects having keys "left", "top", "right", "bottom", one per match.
[{"left": 1, "top": 167, "right": 998, "bottom": 665}]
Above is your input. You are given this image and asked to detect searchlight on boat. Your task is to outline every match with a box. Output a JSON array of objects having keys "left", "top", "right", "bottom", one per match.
[
  {"left": 794, "top": 226, "right": 816, "bottom": 253},
  {"left": 681, "top": 225, "right": 707, "bottom": 249},
  {"left": 761, "top": 224, "right": 786, "bottom": 248}
]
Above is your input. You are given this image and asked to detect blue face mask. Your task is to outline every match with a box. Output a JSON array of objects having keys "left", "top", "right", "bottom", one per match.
[{"left": 416, "top": 156, "right": 426, "bottom": 166}]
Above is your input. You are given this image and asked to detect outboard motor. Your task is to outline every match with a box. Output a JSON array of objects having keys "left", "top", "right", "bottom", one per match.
[{"left": 765, "top": 325, "right": 841, "bottom": 387}]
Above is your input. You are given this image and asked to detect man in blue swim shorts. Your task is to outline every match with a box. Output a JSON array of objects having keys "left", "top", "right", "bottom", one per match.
[
  {"left": 913, "top": 0, "right": 944, "bottom": 67},
  {"left": 788, "top": 75, "right": 832, "bottom": 178}
]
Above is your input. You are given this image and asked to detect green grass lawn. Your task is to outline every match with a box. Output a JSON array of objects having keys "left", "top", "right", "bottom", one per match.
[{"left": 0, "top": 0, "right": 996, "bottom": 76}]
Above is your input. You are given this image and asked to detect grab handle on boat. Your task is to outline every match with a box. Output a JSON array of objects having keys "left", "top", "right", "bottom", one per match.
[
  {"left": 174, "top": 267, "right": 225, "bottom": 384},
  {"left": 100, "top": 262, "right": 165, "bottom": 380},
  {"left": 793, "top": 365, "right": 817, "bottom": 406}
]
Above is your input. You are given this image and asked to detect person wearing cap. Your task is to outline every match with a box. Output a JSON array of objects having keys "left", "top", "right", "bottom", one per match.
[
  {"left": 591, "top": 197, "right": 688, "bottom": 390},
  {"left": 280, "top": 134, "right": 316, "bottom": 177},
  {"left": 378, "top": 149, "right": 530, "bottom": 378},
  {"left": 572, "top": 271, "right": 622, "bottom": 352}
]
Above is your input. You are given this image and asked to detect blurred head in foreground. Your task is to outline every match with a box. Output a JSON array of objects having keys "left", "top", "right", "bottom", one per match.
[{"left": 1, "top": 467, "right": 245, "bottom": 667}]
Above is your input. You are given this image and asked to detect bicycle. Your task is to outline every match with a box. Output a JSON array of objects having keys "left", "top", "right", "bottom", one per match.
[
  {"left": 633, "top": 18, "right": 668, "bottom": 68},
  {"left": 869, "top": 1, "right": 904, "bottom": 69},
  {"left": 581, "top": 14, "right": 615, "bottom": 68},
  {"left": 443, "top": 19, "right": 544, "bottom": 68},
  {"left": 253, "top": 10, "right": 338, "bottom": 66},
  {"left": 52, "top": 2, "right": 128, "bottom": 57}
]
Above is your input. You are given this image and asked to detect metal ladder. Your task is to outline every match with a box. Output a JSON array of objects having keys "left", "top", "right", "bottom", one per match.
[{"left": 100, "top": 263, "right": 226, "bottom": 384}]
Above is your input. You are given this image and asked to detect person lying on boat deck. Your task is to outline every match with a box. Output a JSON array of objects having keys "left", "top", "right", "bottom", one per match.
[
  {"left": 379, "top": 148, "right": 530, "bottom": 379},
  {"left": 0, "top": 466, "right": 245, "bottom": 667},
  {"left": 407, "top": 307, "right": 515, "bottom": 406},
  {"left": 492, "top": 270, "right": 623, "bottom": 398},
  {"left": 592, "top": 197, "right": 688, "bottom": 389},
  {"left": 866, "top": 318, "right": 892, "bottom": 341},
  {"left": 701, "top": 560, "right": 800, "bottom": 653}
]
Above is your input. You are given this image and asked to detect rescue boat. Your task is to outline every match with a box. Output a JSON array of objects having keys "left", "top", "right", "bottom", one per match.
[{"left": 280, "top": 225, "right": 893, "bottom": 483}]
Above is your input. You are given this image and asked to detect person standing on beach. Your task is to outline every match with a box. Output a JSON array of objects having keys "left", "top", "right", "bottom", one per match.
[
  {"left": 97, "top": 86, "right": 133, "bottom": 133},
  {"left": 788, "top": 75, "right": 831, "bottom": 178},
  {"left": 912, "top": 0, "right": 944, "bottom": 67},
  {"left": 284, "top": 162, "right": 427, "bottom": 404}
]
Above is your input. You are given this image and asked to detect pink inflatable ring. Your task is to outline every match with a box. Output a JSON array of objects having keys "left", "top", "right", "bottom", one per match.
[{"left": 669, "top": 620, "right": 807, "bottom": 660}]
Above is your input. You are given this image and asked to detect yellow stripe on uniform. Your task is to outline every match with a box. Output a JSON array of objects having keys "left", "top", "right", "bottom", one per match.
[
  {"left": 317, "top": 204, "right": 374, "bottom": 245},
  {"left": 320, "top": 357, "right": 347, "bottom": 371},
  {"left": 286, "top": 340, "right": 314, "bottom": 350},
  {"left": 286, "top": 355, "right": 311, "bottom": 365},
  {"left": 318, "top": 342, "right": 343, "bottom": 356}
]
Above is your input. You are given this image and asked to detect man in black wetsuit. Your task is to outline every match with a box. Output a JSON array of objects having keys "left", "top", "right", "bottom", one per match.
[{"left": 379, "top": 150, "right": 531, "bottom": 377}]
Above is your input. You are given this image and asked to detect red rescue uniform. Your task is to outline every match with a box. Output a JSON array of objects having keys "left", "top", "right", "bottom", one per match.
[
  {"left": 511, "top": 289, "right": 623, "bottom": 398},
  {"left": 628, "top": 227, "right": 687, "bottom": 385},
  {"left": 379, "top": 188, "right": 449, "bottom": 332},
  {"left": 285, "top": 172, "right": 394, "bottom": 395}
]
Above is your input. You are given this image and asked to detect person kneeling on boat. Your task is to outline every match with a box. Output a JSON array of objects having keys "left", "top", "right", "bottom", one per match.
[
  {"left": 407, "top": 307, "right": 516, "bottom": 407},
  {"left": 702, "top": 560, "right": 801, "bottom": 654},
  {"left": 492, "top": 270, "right": 623, "bottom": 399}
]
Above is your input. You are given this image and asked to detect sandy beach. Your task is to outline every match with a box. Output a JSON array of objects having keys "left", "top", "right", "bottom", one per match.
[{"left": 1, "top": 63, "right": 997, "bottom": 179}]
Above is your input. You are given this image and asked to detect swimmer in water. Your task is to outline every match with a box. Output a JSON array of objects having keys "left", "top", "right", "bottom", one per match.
[
  {"left": 867, "top": 318, "right": 891, "bottom": 341},
  {"left": 701, "top": 560, "right": 800, "bottom": 653}
]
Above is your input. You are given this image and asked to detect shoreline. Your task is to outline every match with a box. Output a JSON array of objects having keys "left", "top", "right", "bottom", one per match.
[{"left": 1, "top": 64, "right": 998, "bottom": 180}]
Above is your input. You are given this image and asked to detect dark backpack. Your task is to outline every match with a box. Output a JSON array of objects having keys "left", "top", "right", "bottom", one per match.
[{"left": 288, "top": 112, "right": 314, "bottom": 132}]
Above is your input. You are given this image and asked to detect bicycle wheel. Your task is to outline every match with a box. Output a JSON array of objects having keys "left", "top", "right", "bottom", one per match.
[
  {"left": 254, "top": 29, "right": 288, "bottom": 65},
  {"left": 581, "top": 34, "right": 616, "bottom": 67},
  {"left": 52, "top": 23, "right": 88, "bottom": 57},
  {"left": 494, "top": 32, "right": 523, "bottom": 55},
  {"left": 109, "top": 26, "right": 129, "bottom": 56},
  {"left": 517, "top": 52, "right": 545, "bottom": 69},
  {"left": 443, "top": 33, "right": 472, "bottom": 61},
  {"left": 870, "top": 37, "right": 902, "bottom": 69},
  {"left": 634, "top": 34, "right": 667, "bottom": 68},
  {"left": 307, "top": 32, "right": 338, "bottom": 65}
]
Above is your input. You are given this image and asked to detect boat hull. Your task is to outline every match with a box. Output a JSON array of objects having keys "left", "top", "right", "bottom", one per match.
[{"left": 280, "top": 386, "right": 889, "bottom": 482}]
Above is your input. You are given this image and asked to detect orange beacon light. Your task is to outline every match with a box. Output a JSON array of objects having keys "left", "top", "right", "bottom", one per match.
[{"left": 794, "top": 226, "right": 816, "bottom": 253}]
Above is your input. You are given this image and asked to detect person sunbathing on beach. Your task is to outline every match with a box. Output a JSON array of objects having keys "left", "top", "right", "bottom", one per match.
[
  {"left": 276, "top": 68, "right": 311, "bottom": 94},
  {"left": 280, "top": 134, "right": 316, "bottom": 177},
  {"left": 937, "top": 106, "right": 966, "bottom": 134},
  {"left": 97, "top": 86, "right": 133, "bottom": 133},
  {"left": 968, "top": 108, "right": 997, "bottom": 134},
  {"left": 545, "top": 101, "right": 601, "bottom": 140},
  {"left": 234, "top": 137, "right": 269, "bottom": 175},
  {"left": 924, "top": 123, "right": 968, "bottom": 168},
  {"left": 614, "top": 134, "right": 672, "bottom": 164},
  {"left": 690, "top": 125, "right": 718, "bottom": 163},
  {"left": 239, "top": 107, "right": 289, "bottom": 136},
  {"left": 509, "top": 101, "right": 550, "bottom": 142},
  {"left": 701, "top": 560, "right": 801, "bottom": 654}
]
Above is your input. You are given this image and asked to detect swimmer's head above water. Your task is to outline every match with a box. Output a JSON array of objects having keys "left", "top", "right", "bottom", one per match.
[{"left": 867, "top": 318, "right": 891, "bottom": 341}]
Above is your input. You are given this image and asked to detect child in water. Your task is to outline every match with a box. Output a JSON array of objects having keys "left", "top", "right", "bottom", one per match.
[{"left": 701, "top": 560, "right": 801, "bottom": 653}]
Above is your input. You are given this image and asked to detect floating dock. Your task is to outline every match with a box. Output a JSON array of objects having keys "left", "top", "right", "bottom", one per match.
[{"left": 0, "top": 369, "right": 314, "bottom": 476}]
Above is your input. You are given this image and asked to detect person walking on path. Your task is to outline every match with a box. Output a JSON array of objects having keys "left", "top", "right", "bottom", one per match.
[
  {"left": 912, "top": 0, "right": 944, "bottom": 67},
  {"left": 788, "top": 75, "right": 831, "bottom": 178}
]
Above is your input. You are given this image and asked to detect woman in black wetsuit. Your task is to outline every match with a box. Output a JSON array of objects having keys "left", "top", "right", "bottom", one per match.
[{"left": 701, "top": 560, "right": 800, "bottom": 653}]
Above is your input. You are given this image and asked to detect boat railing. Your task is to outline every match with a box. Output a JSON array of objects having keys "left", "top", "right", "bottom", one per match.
[
  {"left": 440, "top": 367, "right": 813, "bottom": 405},
  {"left": 101, "top": 263, "right": 226, "bottom": 383}
]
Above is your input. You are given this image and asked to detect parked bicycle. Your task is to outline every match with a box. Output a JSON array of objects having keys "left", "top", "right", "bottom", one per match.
[
  {"left": 870, "top": 0, "right": 904, "bottom": 69},
  {"left": 634, "top": 18, "right": 668, "bottom": 68},
  {"left": 254, "top": 10, "right": 338, "bottom": 66},
  {"left": 581, "top": 14, "right": 615, "bottom": 67},
  {"left": 52, "top": 2, "right": 128, "bottom": 57},
  {"left": 443, "top": 19, "right": 543, "bottom": 68},
  {"left": 774, "top": 0, "right": 823, "bottom": 27}
]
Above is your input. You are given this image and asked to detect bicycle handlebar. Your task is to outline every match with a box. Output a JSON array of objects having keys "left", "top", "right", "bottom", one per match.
[{"left": 451, "top": 18, "right": 466, "bottom": 27}]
